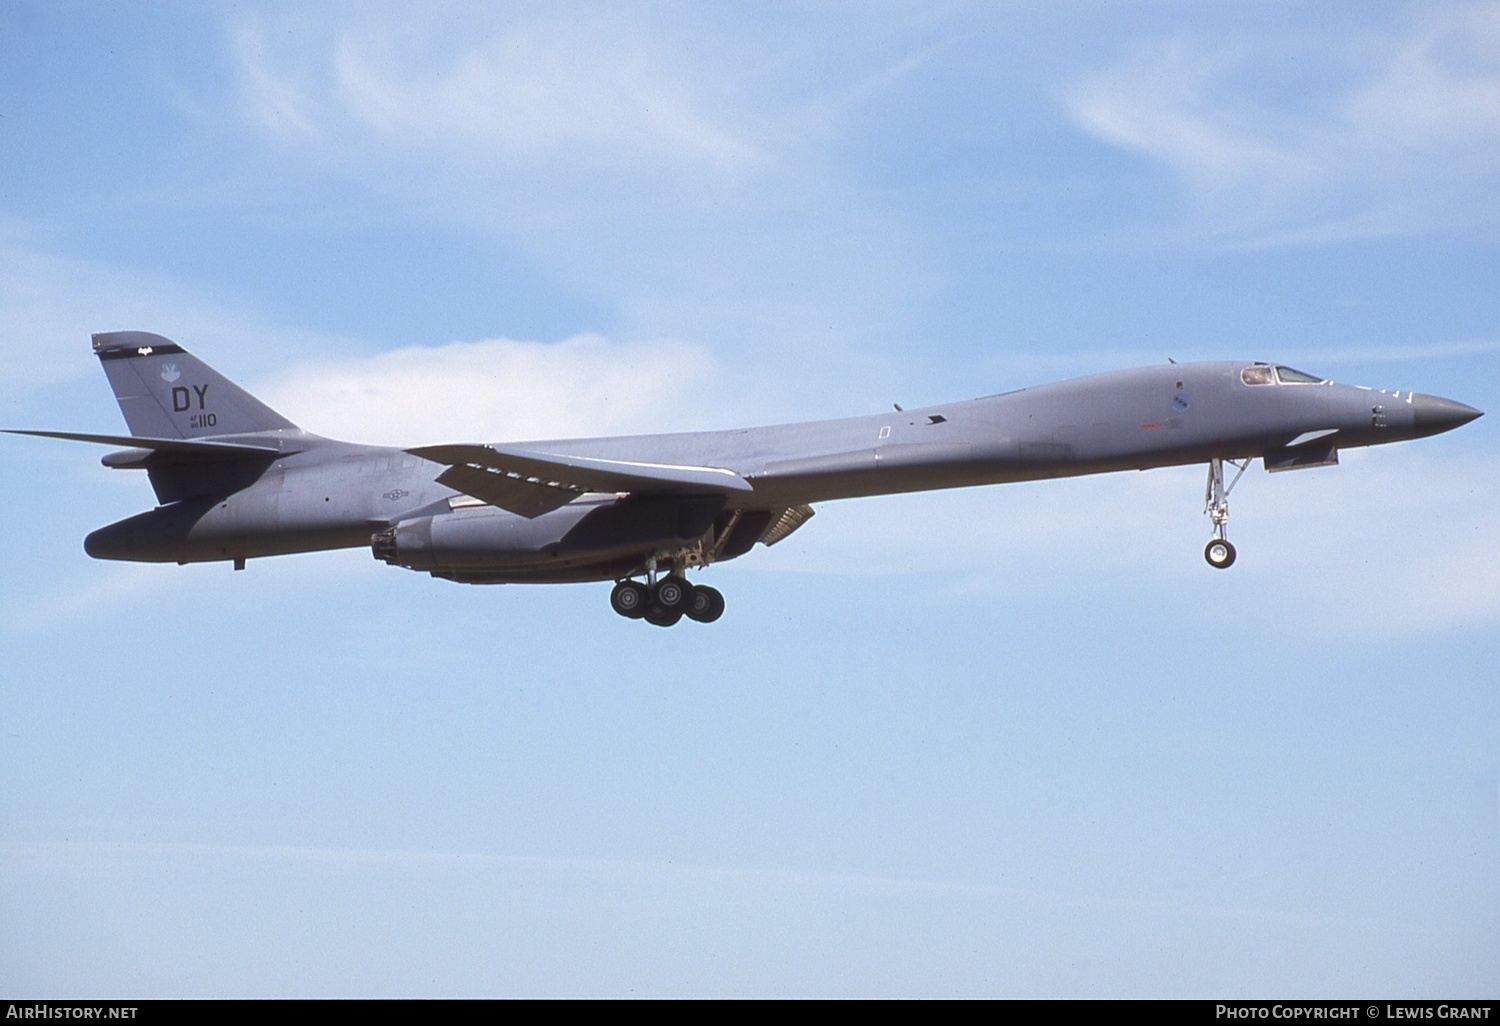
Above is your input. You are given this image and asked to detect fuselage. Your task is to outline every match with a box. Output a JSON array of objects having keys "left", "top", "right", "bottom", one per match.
[{"left": 81, "top": 360, "right": 1478, "bottom": 581}]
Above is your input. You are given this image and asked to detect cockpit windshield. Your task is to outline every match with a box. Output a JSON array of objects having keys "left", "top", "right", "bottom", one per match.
[{"left": 1240, "top": 364, "right": 1327, "bottom": 386}]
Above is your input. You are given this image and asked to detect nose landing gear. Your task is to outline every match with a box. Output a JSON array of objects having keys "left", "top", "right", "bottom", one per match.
[{"left": 1204, "top": 456, "right": 1248, "bottom": 570}]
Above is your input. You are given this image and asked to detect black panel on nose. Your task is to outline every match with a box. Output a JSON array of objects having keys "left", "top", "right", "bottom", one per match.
[{"left": 1410, "top": 394, "right": 1483, "bottom": 438}]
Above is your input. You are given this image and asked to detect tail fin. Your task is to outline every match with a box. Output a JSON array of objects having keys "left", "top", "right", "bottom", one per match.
[{"left": 93, "top": 331, "right": 298, "bottom": 437}]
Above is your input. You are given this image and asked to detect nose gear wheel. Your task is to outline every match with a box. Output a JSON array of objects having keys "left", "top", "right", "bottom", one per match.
[{"left": 1204, "top": 538, "right": 1236, "bottom": 569}]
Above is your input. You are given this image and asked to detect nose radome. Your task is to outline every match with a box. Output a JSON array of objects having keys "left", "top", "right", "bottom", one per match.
[{"left": 1410, "top": 393, "right": 1483, "bottom": 438}]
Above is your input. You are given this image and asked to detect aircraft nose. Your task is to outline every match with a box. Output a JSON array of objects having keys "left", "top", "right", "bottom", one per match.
[{"left": 1410, "top": 393, "right": 1483, "bottom": 438}]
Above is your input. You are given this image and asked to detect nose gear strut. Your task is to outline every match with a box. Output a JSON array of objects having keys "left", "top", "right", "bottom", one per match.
[{"left": 1203, "top": 456, "right": 1248, "bottom": 569}]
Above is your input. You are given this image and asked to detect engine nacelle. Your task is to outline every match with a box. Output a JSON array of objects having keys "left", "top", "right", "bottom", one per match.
[{"left": 371, "top": 494, "right": 725, "bottom": 582}]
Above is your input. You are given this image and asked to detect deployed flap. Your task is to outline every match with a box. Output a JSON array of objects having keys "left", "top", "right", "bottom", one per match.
[
  {"left": 409, "top": 443, "right": 753, "bottom": 519},
  {"left": 5, "top": 429, "right": 284, "bottom": 459}
]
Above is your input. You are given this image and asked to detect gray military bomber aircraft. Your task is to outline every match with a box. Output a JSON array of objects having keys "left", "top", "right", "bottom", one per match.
[{"left": 10, "top": 331, "right": 1482, "bottom": 626}]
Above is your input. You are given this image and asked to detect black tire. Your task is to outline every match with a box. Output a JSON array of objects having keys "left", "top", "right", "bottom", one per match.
[
  {"left": 685, "top": 584, "right": 726, "bottom": 623},
  {"left": 652, "top": 576, "right": 690, "bottom": 611},
  {"left": 1204, "top": 538, "right": 1237, "bottom": 569},
  {"left": 610, "top": 580, "right": 649, "bottom": 618},
  {"left": 643, "top": 604, "right": 684, "bottom": 627}
]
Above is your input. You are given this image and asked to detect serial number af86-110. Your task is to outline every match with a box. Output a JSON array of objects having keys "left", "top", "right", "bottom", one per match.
[{"left": 9, "top": 332, "right": 1482, "bottom": 626}]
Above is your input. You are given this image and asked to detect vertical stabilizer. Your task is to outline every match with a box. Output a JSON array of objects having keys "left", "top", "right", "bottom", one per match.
[{"left": 93, "top": 331, "right": 297, "bottom": 438}]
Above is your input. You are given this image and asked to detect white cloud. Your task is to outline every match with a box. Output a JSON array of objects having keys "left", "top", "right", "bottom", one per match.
[
  {"left": 0, "top": 239, "right": 734, "bottom": 440},
  {"left": 1066, "top": 3, "right": 1500, "bottom": 245},
  {"left": 260, "top": 332, "right": 724, "bottom": 445}
]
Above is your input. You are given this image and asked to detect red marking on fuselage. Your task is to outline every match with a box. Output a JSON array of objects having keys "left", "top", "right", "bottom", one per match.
[{"left": 1140, "top": 422, "right": 1162, "bottom": 429}]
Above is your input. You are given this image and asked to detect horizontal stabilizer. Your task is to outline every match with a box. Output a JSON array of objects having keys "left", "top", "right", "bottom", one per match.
[
  {"left": 5, "top": 429, "right": 285, "bottom": 459},
  {"left": 410, "top": 443, "right": 753, "bottom": 519}
]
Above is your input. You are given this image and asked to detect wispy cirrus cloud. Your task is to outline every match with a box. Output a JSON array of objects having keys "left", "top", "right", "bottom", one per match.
[
  {"left": 1067, "top": 2, "right": 1500, "bottom": 246},
  {"left": 224, "top": 7, "right": 937, "bottom": 383},
  {"left": 331, "top": 23, "right": 765, "bottom": 172},
  {"left": 232, "top": 9, "right": 773, "bottom": 175}
]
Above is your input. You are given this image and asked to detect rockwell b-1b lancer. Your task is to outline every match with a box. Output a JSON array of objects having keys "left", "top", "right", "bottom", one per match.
[{"left": 9, "top": 331, "right": 1482, "bottom": 626}]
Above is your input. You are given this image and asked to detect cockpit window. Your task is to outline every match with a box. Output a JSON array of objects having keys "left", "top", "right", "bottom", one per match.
[
  {"left": 1240, "top": 365, "right": 1274, "bottom": 386},
  {"left": 1274, "top": 365, "right": 1325, "bottom": 384}
]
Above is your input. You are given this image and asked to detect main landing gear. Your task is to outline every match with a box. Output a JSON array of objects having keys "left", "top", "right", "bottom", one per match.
[
  {"left": 1203, "top": 455, "right": 1248, "bottom": 569},
  {"left": 610, "top": 576, "right": 725, "bottom": 627}
]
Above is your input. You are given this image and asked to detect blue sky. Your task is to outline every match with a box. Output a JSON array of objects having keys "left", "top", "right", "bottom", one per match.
[{"left": 2, "top": 1, "right": 1497, "bottom": 997}]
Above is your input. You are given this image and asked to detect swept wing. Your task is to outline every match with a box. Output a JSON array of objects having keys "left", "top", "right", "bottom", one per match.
[{"left": 409, "top": 442, "right": 754, "bottom": 518}]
